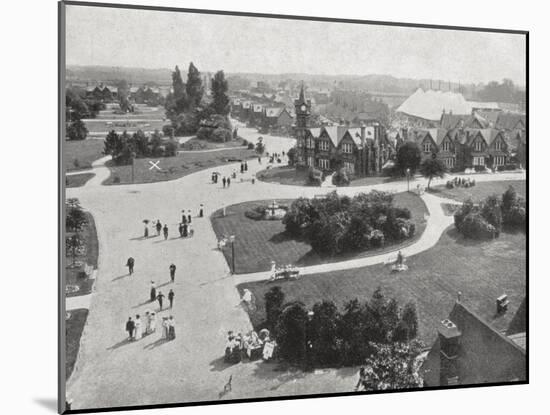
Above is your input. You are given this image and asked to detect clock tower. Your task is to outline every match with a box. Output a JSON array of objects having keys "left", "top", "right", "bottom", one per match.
[{"left": 294, "top": 83, "right": 311, "bottom": 164}]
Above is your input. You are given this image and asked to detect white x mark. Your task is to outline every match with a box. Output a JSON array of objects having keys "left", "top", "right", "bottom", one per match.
[{"left": 148, "top": 160, "right": 161, "bottom": 171}]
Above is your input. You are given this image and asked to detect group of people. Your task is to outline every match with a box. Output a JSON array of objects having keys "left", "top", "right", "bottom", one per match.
[
  {"left": 123, "top": 258, "right": 180, "bottom": 344},
  {"left": 125, "top": 313, "right": 176, "bottom": 341},
  {"left": 224, "top": 329, "right": 276, "bottom": 364}
]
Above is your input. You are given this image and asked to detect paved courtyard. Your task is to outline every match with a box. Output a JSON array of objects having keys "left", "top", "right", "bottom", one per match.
[{"left": 65, "top": 127, "right": 526, "bottom": 410}]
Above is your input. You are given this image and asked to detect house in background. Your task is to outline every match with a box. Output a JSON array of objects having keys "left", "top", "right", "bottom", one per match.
[{"left": 263, "top": 107, "right": 293, "bottom": 130}]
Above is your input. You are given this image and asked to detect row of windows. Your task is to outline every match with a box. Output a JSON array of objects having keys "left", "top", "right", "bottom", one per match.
[
  {"left": 493, "top": 156, "right": 506, "bottom": 166},
  {"left": 305, "top": 156, "right": 356, "bottom": 172},
  {"left": 298, "top": 139, "right": 354, "bottom": 153}
]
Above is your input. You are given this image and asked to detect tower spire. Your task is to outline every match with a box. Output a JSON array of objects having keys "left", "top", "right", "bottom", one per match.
[{"left": 299, "top": 81, "right": 305, "bottom": 103}]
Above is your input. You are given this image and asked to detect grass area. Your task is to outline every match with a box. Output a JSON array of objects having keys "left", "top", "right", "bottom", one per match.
[
  {"left": 66, "top": 173, "right": 95, "bottom": 188},
  {"left": 66, "top": 308, "right": 89, "bottom": 380},
  {"left": 64, "top": 139, "right": 105, "bottom": 171},
  {"left": 429, "top": 180, "right": 526, "bottom": 203},
  {"left": 211, "top": 192, "right": 428, "bottom": 274},
  {"left": 104, "top": 148, "right": 257, "bottom": 185},
  {"left": 66, "top": 212, "right": 98, "bottom": 298},
  {"left": 238, "top": 228, "right": 526, "bottom": 343},
  {"left": 256, "top": 166, "right": 402, "bottom": 188},
  {"left": 256, "top": 166, "right": 308, "bottom": 186},
  {"left": 181, "top": 137, "right": 248, "bottom": 151}
]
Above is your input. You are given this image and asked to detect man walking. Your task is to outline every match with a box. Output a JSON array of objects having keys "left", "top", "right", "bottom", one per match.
[
  {"left": 126, "top": 257, "right": 135, "bottom": 275},
  {"left": 163, "top": 224, "right": 168, "bottom": 240},
  {"left": 156, "top": 220, "right": 162, "bottom": 236},
  {"left": 168, "top": 289, "right": 175, "bottom": 309},
  {"left": 126, "top": 317, "right": 135, "bottom": 340},
  {"left": 169, "top": 263, "right": 176, "bottom": 283},
  {"left": 222, "top": 177, "right": 226, "bottom": 188},
  {"left": 244, "top": 161, "right": 248, "bottom": 171},
  {"left": 240, "top": 162, "right": 244, "bottom": 174},
  {"left": 227, "top": 177, "right": 231, "bottom": 188},
  {"left": 187, "top": 210, "right": 192, "bottom": 224},
  {"left": 157, "top": 290, "right": 165, "bottom": 310},
  {"left": 199, "top": 204, "right": 204, "bottom": 218}
]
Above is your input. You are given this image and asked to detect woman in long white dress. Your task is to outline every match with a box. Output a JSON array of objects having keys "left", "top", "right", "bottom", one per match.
[
  {"left": 149, "top": 312, "right": 157, "bottom": 333},
  {"left": 134, "top": 314, "right": 143, "bottom": 340}
]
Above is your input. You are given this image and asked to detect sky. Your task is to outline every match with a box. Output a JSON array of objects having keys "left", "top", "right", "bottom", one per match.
[{"left": 65, "top": 5, "right": 526, "bottom": 85}]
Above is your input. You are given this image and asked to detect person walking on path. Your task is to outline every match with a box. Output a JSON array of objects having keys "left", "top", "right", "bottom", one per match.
[
  {"left": 144, "top": 311, "right": 151, "bottom": 335},
  {"left": 126, "top": 257, "right": 135, "bottom": 275},
  {"left": 134, "top": 314, "right": 143, "bottom": 340},
  {"left": 163, "top": 224, "right": 168, "bottom": 240},
  {"left": 240, "top": 163, "right": 244, "bottom": 174},
  {"left": 178, "top": 223, "right": 183, "bottom": 238},
  {"left": 125, "top": 317, "right": 135, "bottom": 340},
  {"left": 227, "top": 177, "right": 231, "bottom": 188},
  {"left": 168, "top": 316, "right": 176, "bottom": 340},
  {"left": 187, "top": 210, "right": 192, "bottom": 224},
  {"left": 144, "top": 222, "right": 149, "bottom": 238},
  {"left": 244, "top": 161, "right": 248, "bottom": 171},
  {"left": 169, "top": 264, "right": 176, "bottom": 283},
  {"left": 222, "top": 177, "right": 226, "bottom": 188},
  {"left": 155, "top": 220, "right": 162, "bottom": 236},
  {"left": 157, "top": 290, "right": 165, "bottom": 311},
  {"left": 168, "top": 289, "right": 175, "bottom": 309},
  {"left": 258, "top": 156, "right": 261, "bottom": 164},
  {"left": 150, "top": 281, "right": 157, "bottom": 303},
  {"left": 181, "top": 211, "right": 187, "bottom": 225},
  {"left": 183, "top": 223, "right": 188, "bottom": 238},
  {"left": 199, "top": 204, "right": 204, "bottom": 218}
]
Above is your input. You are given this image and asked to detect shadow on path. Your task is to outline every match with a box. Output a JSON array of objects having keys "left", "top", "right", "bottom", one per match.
[
  {"left": 107, "top": 338, "right": 132, "bottom": 351},
  {"left": 143, "top": 338, "right": 169, "bottom": 350},
  {"left": 209, "top": 356, "right": 236, "bottom": 372},
  {"left": 111, "top": 273, "right": 130, "bottom": 282}
]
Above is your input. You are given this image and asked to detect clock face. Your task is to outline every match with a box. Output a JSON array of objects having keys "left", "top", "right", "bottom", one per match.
[{"left": 300, "top": 104, "right": 307, "bottom": 112}]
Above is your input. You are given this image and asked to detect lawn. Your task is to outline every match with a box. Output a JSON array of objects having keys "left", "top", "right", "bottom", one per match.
[
  {"left": 66, "top": 173, "right": 95, "bottom": 188},
  {"left": 256, "top": 166, "right": 309, "bottom": 186},
  {"left": 429, "top": 180, "right": 526, "bottom": 203},
  {"left": 66, "top": 308, "right": 89, "bottom": 380},
  {"left": 238, "top": 227, "right": 526, "bottom": 344},
  {"left": 64, "top": 139, "right": 105, "bottom": 171},
  {"left": 211, "top": 192, "right": 428, "bottom": 274},
  {"left": 66, "top": 212, "right": 98, "bottom": 298},
  {"left": 104, "top": 148, "right": 257, "bottom": 185},
  {"left": 256, "top": 166, "right": 402, "bottom": 188},
  {"left": 180, "top": 137, "right": 249, "bottom": 151}
]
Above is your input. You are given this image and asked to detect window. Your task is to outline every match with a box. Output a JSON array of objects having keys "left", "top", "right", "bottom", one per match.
[
  {"left": 342, "top": 143, "right": 353, "bottom": 153},
  {"left": 442, "top": 140, "right": 451, "bottom": 152},
  {"left": 473, "top": 156, "right": 485, "bottom": 166},
  {"left": 319, "top": 140, "right": 330, "bottom": 151},
  {"left": 423, "top": 140, "right": 432, "bottom": 153},
  {"left": 474, "top": 139, "right": 483, "bottom": 152},
  {"left": 444, "top": 158, "right": 455, "bottom": 167},
  {"left": 307, "top": 156, "right": 314, "bottom": 167},
  {"left": 343, "top": 161, "right": 355, "bottom": 173},
  {"left": 298, "top": 138, "right": 304, "bottom": 148},
  {"left": 306, "top": 138, "right": 314, "bottom": 149},
  {"left": 493, "top": 156, "right": 505, "bottom": 166},
  {"left": 318, "top": 158, "right": 330, "bottom": 170},
  {"left": 495, "top": 139, "right": 502, "bottom": 150}
]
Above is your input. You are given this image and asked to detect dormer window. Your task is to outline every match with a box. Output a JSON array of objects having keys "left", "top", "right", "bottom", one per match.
[
  {"left": 442, "top": 140, "right": 451, "bottom": 152},
  {"left": 474, "top": 139, "right": 483, "bottom": 152},
  {"left": 423, "top": 140, "right": 432, "bottom": 153},
  {"left": 495, "top": 139, "right": 502, "bottom": 151},
  {"left": 319, "top": 140, "right": 330, "bottom": 151},
  {"left": 342, "top": 143, "right": 353, "bottom": 153}
]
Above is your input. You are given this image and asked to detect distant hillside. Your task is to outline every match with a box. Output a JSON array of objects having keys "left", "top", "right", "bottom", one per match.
[{"left": 66, "top": 65, "right": 173, "bottom": 86}]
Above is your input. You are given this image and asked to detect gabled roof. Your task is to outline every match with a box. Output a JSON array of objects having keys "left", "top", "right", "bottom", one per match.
[
  {"left": 496, "top": 113, "right": 526, "bottom": 130},
  {"left": 440, "top": 113, "right": 488, "bottom": 130},
  {"left": 252, "top": 104, "right": 263, "bottom": 112},
  {"left": 265, "top": 107, "right": 284, "bottom": 118},
  {"left": 242, "top": 101, "right": 252, "bottom": 109},
  {"left": 306, "top": 128, "right": 321, "bottom": 139},
  {"left": 421, "top": 301, "right": 526, "bottom": 387}
]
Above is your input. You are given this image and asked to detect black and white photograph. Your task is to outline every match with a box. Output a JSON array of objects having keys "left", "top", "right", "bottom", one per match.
[{"left": 59, "top": 1, "right": 527, "bottom": 412}]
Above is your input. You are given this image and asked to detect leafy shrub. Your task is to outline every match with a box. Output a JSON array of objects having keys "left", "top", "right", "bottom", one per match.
[
  {"left": 368, "top": 229, "right": 385, "bottom": 247},
  {"left": 247, "top": 143, "right": 255, "bottom": 149},
  {"left": 244, "top": 209, "right": 264, "bottom": 220},
  {"left": 162, "top": 125, "right": 175, "bottom": 138},
  {"left": 113, "top": 176, "right": 120, "bottom": 183},
  {"left": 332, "top": 168, "right": 351, "bottom": 186},
  {"left": 308, "top": 167, "right": 323, "bottom": 186},
  {"left": 242, "top": 139, "right": 248, "bottom": 146},
  {"left": 73, "top": 158, "right": 80, "bottom": 169},
  {"left": 212, "top": 127, "right": 232, "bottom": 143},
  {"left": 474, "top": 165, "right": 486, "bottom": 172},
  {"left": 393, "top": 207, "right": 411, "bottom": 220},
  {"left": 460, "top": 212, "right": 497, "bottom": 239}
]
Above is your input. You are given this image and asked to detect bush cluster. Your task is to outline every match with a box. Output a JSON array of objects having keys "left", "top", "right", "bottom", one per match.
[
  {"left": 103, "top": 129, "right": 178, "bottom": 165},
  {"left": 282, "top": 191, "right": 414, "bottom": 256},
  {"left": 307, "top": 167, "right": 324, "bottom": 186},
  {"left": 454, "top": 185, "right": 526, "bottom": 239},
  {"left": 264, "top": 286, "right": 419, "bottom": 368},
  {"left": 332, "top": 168, "right": 351, "bottom": 186},
  {"left": 497, "top": 163, "right": 519, "bottom": 171}
]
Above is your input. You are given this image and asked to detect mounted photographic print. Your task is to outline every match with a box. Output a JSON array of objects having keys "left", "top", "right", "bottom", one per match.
[{"left": 59, "top": 1, "right": 528, "bottom": 413}]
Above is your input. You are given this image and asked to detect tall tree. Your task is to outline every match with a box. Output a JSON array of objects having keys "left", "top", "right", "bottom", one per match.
[
  {"left": 275, "top": 302, "right": 308, "bottom": 364},
  {"left": 66, "top": 119, "right": 88, "bottom": 141},
  {"left": 419, "top": 157, "right": 447, "bottom": 189},
  {"left": 264, "top": 287, "right": 285, "bottom": 333},
  {"left": 309, "top": 300, "right": 341, "bottom": 366},
  {"left": 394, "top": 142, "right": 422, "bottom": 176},
  {"left": 210, "top": 70, "right": 230, "bottom": 115},
  {"left": 185, "top": 62, "right": 204, "bottom": 110}
]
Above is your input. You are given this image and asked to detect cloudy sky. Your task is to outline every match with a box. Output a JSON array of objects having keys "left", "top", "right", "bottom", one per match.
[{"left": 65, "top": 4, "right": 526, "bottom": 85}]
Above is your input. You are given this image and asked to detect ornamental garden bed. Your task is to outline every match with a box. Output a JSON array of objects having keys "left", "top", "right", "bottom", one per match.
[{"left": 211, "top": 191, "right": 428, "bottom": 274}]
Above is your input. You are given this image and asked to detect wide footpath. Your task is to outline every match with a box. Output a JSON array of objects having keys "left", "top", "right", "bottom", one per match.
[{"left": 66, "top": 126, "right": 526, "bottom": 409}]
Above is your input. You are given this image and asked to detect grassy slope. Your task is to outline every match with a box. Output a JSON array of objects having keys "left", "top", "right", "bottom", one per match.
[
  {"left": 64, "top": 139, "right": 104, "bottom": 171},
  {"left": 429, "top": 180, "right": 526, "bottom": 203},
  {"left": 66, "top": 173, "right": 95, "bottom": 188}
]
